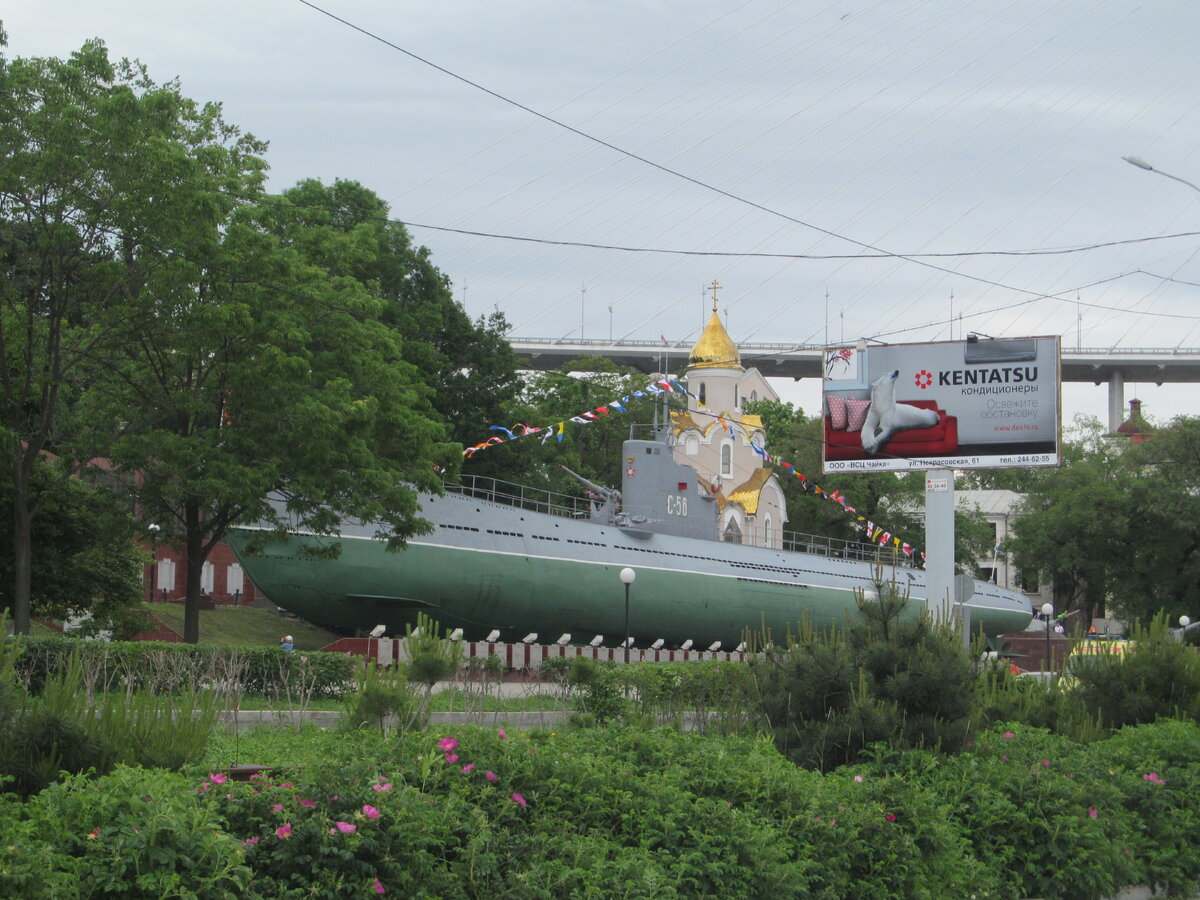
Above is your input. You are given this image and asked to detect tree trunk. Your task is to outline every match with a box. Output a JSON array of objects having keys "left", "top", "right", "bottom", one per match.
[
  {"left": 182, "top": 498, "right": 204, "bottom": 644},
  {"left": 11, "top": 493, "right": 33, "bottom": 635}
]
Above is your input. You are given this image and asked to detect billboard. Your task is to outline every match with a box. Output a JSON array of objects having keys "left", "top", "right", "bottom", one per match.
[{"left": 821, "top": 336, "right": 1061, "bottom": 473}]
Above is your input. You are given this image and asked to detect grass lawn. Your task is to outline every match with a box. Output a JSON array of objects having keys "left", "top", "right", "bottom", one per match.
[{"left": 142, "top": 602, "right": 340, "bottom": 650}]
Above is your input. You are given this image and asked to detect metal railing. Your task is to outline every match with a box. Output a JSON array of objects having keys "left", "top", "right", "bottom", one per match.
[
  {"left": 446, "top": 471, "right": 913, "bottom": 566},
  {"left": 445, "top": 474, "right": 592, "bottom": 520}
]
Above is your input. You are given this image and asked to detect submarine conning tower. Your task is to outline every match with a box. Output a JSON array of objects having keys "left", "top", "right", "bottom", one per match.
[{"left": 618, "top": 437, "right": 720, "bottom": 540}]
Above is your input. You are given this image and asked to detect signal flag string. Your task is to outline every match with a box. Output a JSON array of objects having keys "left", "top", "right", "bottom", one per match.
[{"left": 459, "top": 379, "right": 925, "bottom": 565}]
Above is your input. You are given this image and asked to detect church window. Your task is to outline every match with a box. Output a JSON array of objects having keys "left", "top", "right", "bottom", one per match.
[
  {"left": 698, "top": 382, "right": 706, "bottom": 405},
  {"left": 764, "top": 515, "right": 774, "bottom": 548},
  {"left": 720, "top": 442, "right": 732, "bottom": 477},
  {"left": 685, "top": 436, "right": 699, "bottom": 456}
]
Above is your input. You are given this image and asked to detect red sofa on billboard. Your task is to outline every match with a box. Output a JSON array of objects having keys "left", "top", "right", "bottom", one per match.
[{"left": 824, "top": 399, "right": 958, "bottom": 461}]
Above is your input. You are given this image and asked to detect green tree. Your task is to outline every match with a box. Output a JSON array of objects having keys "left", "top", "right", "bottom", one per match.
[
  {"left": 0, "top": 37, "right": 261, "bottom": 633},
  {"left": 1006, "top": 420, "right": 1133, "bottom": 622},
  {"left": 0, "top": 460, "right": 145, "bottom": 635},
  {"left": 264, "top": 179, "right": 524, "bottom": 481},
  {"left": 750, "top": 572, "right": 975, "bottom": 770},
  {"left": 498, "top": 360, "right": 676, "bottom": 495},
  {"left": 1108, "top": 417, "right": 1200, "bottom": 623},
  {"left": 91, "top": 187, "right": 459, "bottom": 642}
]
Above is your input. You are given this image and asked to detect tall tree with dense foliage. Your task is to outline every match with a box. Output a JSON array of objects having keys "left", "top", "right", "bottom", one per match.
[
  {"left": 92, "top": 189, "right": 460, "bottom": 642},
  {"left": 263, "top": 179, "right": 523, "bottom": 480},
  {"left": 0, "top": 36, "right": 261, "bottom": 633},
  {"left": 0, "top": 459, "right": 145, "bottom": 635},
  {"left": 1106, "top": 417, "right": 1200, "bottom": 623},
  {"left": 1004, "top": 419, "right": 1134, "bottom": 621}
]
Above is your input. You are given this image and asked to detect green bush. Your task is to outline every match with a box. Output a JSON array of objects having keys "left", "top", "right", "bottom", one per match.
[
  {"left": 623, "top": 661, "right": 760, "bottom": 733},
  {"left": 338, "top": 661, "right": 425, "bottom": 733},
  {"left": 749, "top": 578, "right": 975, "bottom": 770},
  {"left": 12, "top": 635, "right": 354, "bottom": 699},
  {"left": 0, "top": 649, "right": 218, "bottom": 797},
  {"left": 972, "top": 663, "right": 1105, "bottom": 743},
  {"left": 1101, "top": 720, "right": 1200, "bottom": 896},
  {"left": 15, "top": 766, "right": 251, "bottom": 899},
  {"left": 1070, "top": 615, "right": 1200, "bottom": 729},
  {"left": 6, "top": 721, "right": 1200, "bottom": 897}
]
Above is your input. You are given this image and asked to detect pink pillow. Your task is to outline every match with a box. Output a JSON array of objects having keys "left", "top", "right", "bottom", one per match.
[
  {"left": 845, "top": 399, "right": 872, "bottom": 432},
  {"left": 827, "top": 396, "right": 848, "bottom": 430}
]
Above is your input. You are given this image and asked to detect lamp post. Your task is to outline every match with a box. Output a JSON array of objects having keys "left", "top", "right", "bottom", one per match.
[
  {"left": 1123, "top": 155, "right": 1200, "bottom": 195},
  {"left": 147, "top": 524, "right": 161, "bottom": 602},
  {"left": 1041, "top": 602, "right": 1054, "bottom": 673},
  {"left": 619, "top": 567, "right": 636, "bottom": 664}
]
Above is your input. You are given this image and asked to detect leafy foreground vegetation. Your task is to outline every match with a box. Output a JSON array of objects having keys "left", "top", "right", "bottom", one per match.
[
  {"left": 0, "top": 722, "right": 1198, "bottom": 899},
  {"left": 6, "top": 602, "right": 1200, "bottom": 897}
]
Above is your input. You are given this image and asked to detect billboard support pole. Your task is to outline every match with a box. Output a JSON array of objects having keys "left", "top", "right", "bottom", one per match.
[{"left": 924, "top": 469, "right": 955, "bottom": 627}]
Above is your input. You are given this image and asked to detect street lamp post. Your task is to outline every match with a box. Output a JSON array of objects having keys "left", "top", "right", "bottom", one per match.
[
  {"left": 147, "top": 524, "right": 161, "bottom": 603},
  {"left": 619, "top": 567, "right": 636, "bottom": 665},
  {"left": 1123, "top": 155, "right": 1200, "bottom": 195},
  {"left": 1041, "top": 602, "right": 1054, "bottom": 673}
]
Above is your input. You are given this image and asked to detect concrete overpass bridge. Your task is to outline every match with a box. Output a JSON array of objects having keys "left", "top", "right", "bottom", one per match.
[{"left": 509, "top": 337, "right": 1200, "bottom": 432}]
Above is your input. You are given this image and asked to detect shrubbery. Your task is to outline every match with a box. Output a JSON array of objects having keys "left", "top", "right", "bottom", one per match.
[
  {"left": 0, "top": 630, "right": 219, "bottom": 797},
  {"left": 12, "top": 634, "right": 354, "bottom": 699},
  {"left": 749, "top": 576, "right": 976, "bottom": 770},
  {"left": 6, "top": 721, "right": 1200, "bottom": 898}
]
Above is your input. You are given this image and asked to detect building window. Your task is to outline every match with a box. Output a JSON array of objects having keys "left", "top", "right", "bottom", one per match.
[
  {"left": 685, "top": 436, "right": 699, "bottom": 456},
  {"left": 157, "top": 559, "right": 175, "bottom": 596},
  {"left": 720, "top": 442, "right": 732, "bottom": 477},
  {"left": 764, "top": 515, "right": 774, "bottom": 548},
  {"left": 201, "top": 561, "right": 215, "bottom": 594},
  {"left": 698, "top": 382, "right": 706, "bottom": 405},
  {"left": 228, "top": 563, "right": 244, "bottom": 595},
  {"left": 750, "top": 389, "right": 758, "bottom": 402},
  {"left": 734, "top": 386, "right": 740, "bottom": 408}
]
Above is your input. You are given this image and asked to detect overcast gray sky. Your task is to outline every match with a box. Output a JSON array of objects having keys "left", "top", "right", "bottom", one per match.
[{"left": 6, "top": 0, "right": 1200, "bottom": 424}]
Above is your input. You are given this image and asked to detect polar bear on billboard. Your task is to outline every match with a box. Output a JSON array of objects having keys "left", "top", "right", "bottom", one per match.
[{"left": 861, "top": 370, "right": 940, "bottom": 455}]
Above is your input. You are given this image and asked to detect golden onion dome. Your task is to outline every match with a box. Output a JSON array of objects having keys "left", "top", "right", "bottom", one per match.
[{"left": 689, "top": 295, "right": 742, "bottom": 371}]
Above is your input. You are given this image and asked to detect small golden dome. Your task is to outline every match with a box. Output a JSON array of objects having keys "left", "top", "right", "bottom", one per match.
[{"left": 689, "top": 291, "right": 742, "bottom": 370}]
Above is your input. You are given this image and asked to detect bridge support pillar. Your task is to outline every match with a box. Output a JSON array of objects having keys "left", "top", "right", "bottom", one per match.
[{"left": 1107, "top": 371, "right": 1125, "bottom": 433}]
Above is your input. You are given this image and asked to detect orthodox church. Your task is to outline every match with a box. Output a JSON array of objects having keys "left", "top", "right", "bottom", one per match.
[{"left": 670, "top": 293, "right": 788, "bottom": 549}]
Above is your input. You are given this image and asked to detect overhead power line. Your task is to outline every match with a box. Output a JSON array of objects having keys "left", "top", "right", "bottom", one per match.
[{"left": 293, "top": 0, "right": 1161, "bottom": 309}]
